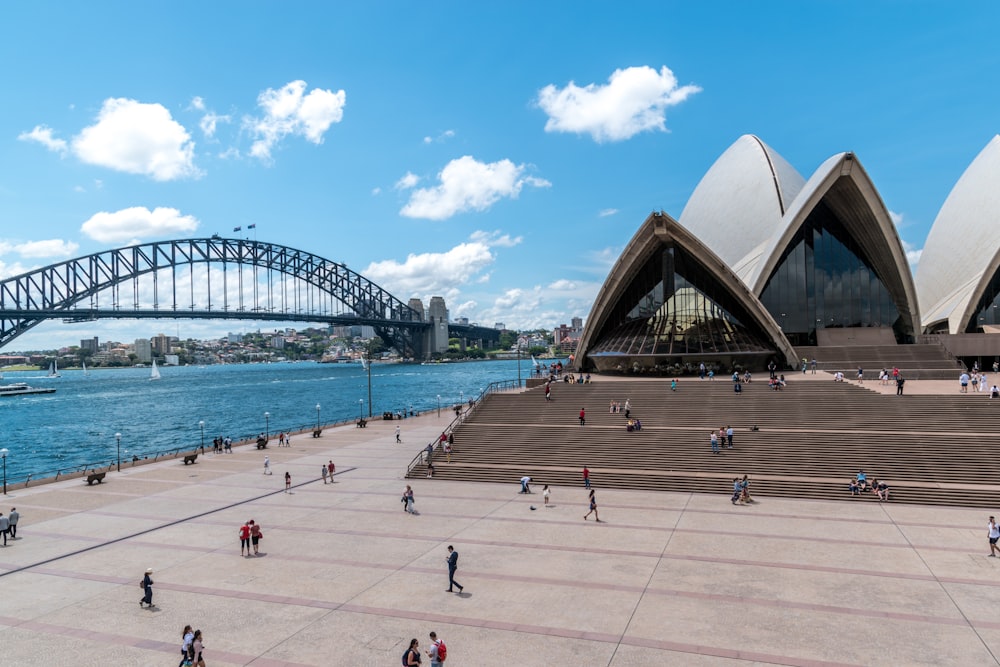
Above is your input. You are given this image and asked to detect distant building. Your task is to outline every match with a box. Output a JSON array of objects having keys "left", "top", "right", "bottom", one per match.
[
  {"left": 80, "top": 337, "right": 99, "bottom": 353},
  {"left": 494, "top": 322, "right": 505, "bottom": 330},
  {"left": 428, "top": 297, "right": 449, "bottom": 354},
  {"left": 163, "top": 354, "right": 180, "bottom": 366},
  {"left": 151, "top": 333, "right": 172, "bottom": 356},
  {"left": 454, "top": 317, "right": 469, "bottom": 326},
  {"left": 134, "top": 339, "right": 152, "bottom": 363},
  {"left": 270, "top": 336, "right": 286, "bottom": 349},
  {"left": 227, "top": 332, "right": 243, "bottom": 344}
]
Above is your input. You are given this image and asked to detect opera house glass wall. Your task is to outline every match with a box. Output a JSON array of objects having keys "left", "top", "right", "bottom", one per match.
[
  {"left": 587, "top": 245, "right": 774, "bottom": 371},
  {"left": 966, "top": 269, "right": 1000, "bottom": 332},
  {"left": 759, "top": 202, "right": 901, "bottom": 346}
]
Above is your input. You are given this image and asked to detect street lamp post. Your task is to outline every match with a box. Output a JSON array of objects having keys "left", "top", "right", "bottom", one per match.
[
  {"left": 264, "top": 412, "right": 270, "bottom": 440},
  {"left": 366, "top": 348, "right": 373, "bottom": 418},
  {"left": 115, "top": 433, "right": 121, "bottom": 473},
  {"left": 358, "top": 399, "right": 364, "bottom": 420},
  {"left": 315, "top": 403, "right": 321, "bottom": 431},
  {"left": 198, "top": 420, "right": 205, "bottom": 452},
  {"left": 0, "top": 448, "right": 7, "bottom": 495},
  {"left": 460, "top": 390, "right": 464, "bottom": 406},
  {"left": 437, "top": 394, "right": 441, "bottom": 418},
  {"left": 516, "top": 339, "right": 522, "bottom": 387}
]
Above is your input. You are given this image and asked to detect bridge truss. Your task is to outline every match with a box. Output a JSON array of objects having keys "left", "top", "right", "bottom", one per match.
[{"left": 0, "top": 238, "right": 428, "bottom": 354}]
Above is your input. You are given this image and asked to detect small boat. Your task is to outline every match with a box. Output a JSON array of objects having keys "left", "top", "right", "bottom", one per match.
[
  {"left": 0, "top": 382, "right": 56, "bottom": 397},
  {"left": 47, "top": 360, "right": 61, "bottom": 378},
  {"left": 150, "top": 359, "right": 161, "bottom": 381},
  {"left": 82, "top": 360, "right": 90, "bottom": 376}
]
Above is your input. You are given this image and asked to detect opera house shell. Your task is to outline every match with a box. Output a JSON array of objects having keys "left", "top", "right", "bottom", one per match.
[
  {"left": 917, "top": 135, "right": 1000, "bottom": 335},
  {"left": 577, "top": 135, "right": 923, "bottom": 372}
]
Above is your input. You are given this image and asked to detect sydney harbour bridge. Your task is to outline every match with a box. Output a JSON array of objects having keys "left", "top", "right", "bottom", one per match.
[{"left": 0, "top": 237, "right": 499, "bottom": 356}]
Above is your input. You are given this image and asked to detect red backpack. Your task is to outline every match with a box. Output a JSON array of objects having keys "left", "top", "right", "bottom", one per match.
[{"left": 436, "top": 640, "right": 447, "bottom": 661}]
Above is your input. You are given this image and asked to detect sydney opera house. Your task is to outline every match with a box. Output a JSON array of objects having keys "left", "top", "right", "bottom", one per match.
[{"left": 576, "top": 134, "right": 1000, "bottom": 373}]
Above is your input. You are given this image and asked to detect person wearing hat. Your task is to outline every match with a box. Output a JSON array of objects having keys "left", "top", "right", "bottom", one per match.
[{"left": 140, "top": 568, "right": 154, "bottom": 607}]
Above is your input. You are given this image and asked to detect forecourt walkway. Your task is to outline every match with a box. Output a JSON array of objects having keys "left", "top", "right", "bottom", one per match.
[{"left": 1, "top": 403, "right": 1000, "bottom": 666}]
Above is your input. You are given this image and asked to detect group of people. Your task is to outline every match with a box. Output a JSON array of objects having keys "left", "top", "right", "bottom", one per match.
[
  {"left": 710, "top": 426, "right": 734, "bottom": 454},
  {"left": 238, "top": 519, "right": 263, "bottom": 556},
  {"left": 276, "top": 432, "right": 292, "bottom": 447},
  {"left": 608, "top": 399, "right": 631, "bottom": 415},
  {"left": 959, "top": 370, "right": 991, "bottom": 393},
  {"left": 0, "top": 507, "right": 19, "bottom": 546},
  {"left": 321, "top": 459, "right": 336, "bottom": 483},
  {"left": 731, "top": 475, "right": 753, "bottom": 504},
  {"left": 767, "top": 375, "right": 787, "bottom": 390},
  {"left": 178, "top": 625, "right": 206, "bottom": 667},
  {"left": 849, "top": 470, "right": 890, "bottom": 501},
  {"left": 402, "top": 631, "right": 449, "bottom": 666},
  {"left": 210, "top": 436, "right": 233, "bottom": 453}
]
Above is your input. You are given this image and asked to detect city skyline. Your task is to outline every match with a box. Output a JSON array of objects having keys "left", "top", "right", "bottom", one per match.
[{"left": 2, "top": 3, "right": 999, "bottom": 350}]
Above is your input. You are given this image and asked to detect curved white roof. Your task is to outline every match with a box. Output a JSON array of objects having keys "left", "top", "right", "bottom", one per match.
[
  {"left": 679, "top": 135, "right": 805, "bottom": 285},
  {"left": 916, "top": 135, "right": 1000, "bottom": 333}
]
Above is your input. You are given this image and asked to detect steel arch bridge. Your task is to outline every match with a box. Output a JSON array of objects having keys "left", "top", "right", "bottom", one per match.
[{"left": 0, "top": 237, "right": 428, "bottom": 354}]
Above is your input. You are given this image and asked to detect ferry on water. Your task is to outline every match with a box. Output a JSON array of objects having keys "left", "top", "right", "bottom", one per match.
[{"left": 0, "top": 383, "right": 57, "bottom": 397}]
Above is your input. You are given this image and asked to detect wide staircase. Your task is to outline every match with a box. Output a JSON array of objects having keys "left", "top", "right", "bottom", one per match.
[
  {"left": 408, "top": 376, "right": 1000, "bottom": 507},
  {"left": 795, "top": 343, "right": 963, "bottom": 380}
]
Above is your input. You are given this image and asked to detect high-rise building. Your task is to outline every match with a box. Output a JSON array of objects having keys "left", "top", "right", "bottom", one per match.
[
  {"left": 134, "top": 338, "right": 152, "bottom": 363},
  {"left": 151, "top": 333, "right": 172, "bottom": 356},
  {"left": 80, "top": 337, "right": 99, "bottom": 353}
]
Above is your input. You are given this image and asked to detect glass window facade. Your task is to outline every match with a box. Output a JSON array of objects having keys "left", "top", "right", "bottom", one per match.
[
  {"left": 965, "top": 266, "right": 1000, "bottom": 332},
  {"left": 588, "top": 244, "right": 776, "bottom": 369},
  {"left": 759, "top": 201, "right": 901, "bottom": 346}
]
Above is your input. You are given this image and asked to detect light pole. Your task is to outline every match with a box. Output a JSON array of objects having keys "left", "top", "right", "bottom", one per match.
[
  {"left": 315, "top": 403, "right": 321, "bottom": 431},
  {"left": 460, "top": 390, "right": 464, "bottom": 406},
  {"left": 264, "top": 412, "right": 270, "bottom": 440},
  {"left": 516, "top": 338, "right": 522, "bottom": 387},
  {"left": 358, "top": 399, "right": 364, "bottom": 420},
  {"left": 366, "top": 342, "right": 373, "bottom": 418},
  {"left": 198, "top": 420, "right": 205, "bottom": 452},
  {"left": 115, "top": 433, "right": 121, "bottom": 473},
  {"left": 437, "top": 394, "right": 441, "bottom": 418},
  {"left": 1, "top": 448, "right": 7, "bottom": 495}
]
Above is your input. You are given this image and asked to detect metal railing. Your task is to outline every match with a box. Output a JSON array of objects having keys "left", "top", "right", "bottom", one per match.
[{"left": 405, "top": 379, "right": 522, "bottom": 475}]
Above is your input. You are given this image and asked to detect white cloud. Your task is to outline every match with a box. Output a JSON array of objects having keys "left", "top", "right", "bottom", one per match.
[
  {"left": 12, "top": 239, "right": 80, "bottom": 258},
  {"left": 0, "top": 259, "right": 30, "bottom": 279},
  {"left": 189, "top": 96, "right": 206, "bottom": 111},
  {"left": 537, "top": 65, "right": 701, "bottom": 142},
  {"left": 200, "top": 112, "right": 230, "bottom": 138},
  {"left": 371, "top": 187, "right": 382, "bottom": 196},
  {"left": 400, "top": 155, "right": 551, "bottom": 220},
  {"left": 72, "top": 98, "right": 199, "bottom": 181},
  {"left": 469, "top": 230, "right": 523, "bottom": 248},
  {"left": 247, "top": 80, "right": 346, "bottom": 160},
  {"left": 80, "top": 206, "right": 200, "bottom": 243},
  {"left": 18, "top": 125, "right": 69, "bottom": 155},
  {"left": 888, "top": 210, "right": 904, "bottom": 227},
  {"left": 423, "top": 129, "right": 456, "bottom": 144},
  {"left": 547, "top": 279, "right": 577, "bottom": 290},
  {"left": 395, "top": 171, "right": 420, "bottom": 190},
  {"left": 889, "top": 210, "right": 922, "bottom": 269},
  {"left": 599, "top": 208, "right": 618, "bottom": 217}
]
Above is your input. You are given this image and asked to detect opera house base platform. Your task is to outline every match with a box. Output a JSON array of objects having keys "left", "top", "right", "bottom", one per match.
[{"left": 2, "top": 388, "right": 1000, "bottom": 666}]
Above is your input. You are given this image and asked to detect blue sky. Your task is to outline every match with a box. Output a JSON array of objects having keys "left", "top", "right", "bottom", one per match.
[{"left": 2, "top": 2, "right": 998, "bottom": 351}]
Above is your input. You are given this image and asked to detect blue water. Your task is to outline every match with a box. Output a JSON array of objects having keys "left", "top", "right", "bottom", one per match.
[{"left": 0, "top": 360, "right": 536, "bottom": 482}]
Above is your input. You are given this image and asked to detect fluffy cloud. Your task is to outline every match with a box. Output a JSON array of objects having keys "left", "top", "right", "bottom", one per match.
[
  {"left": 247, "top": 80, "right": 345, "bottom": 160},
  {"left": 599, "top": 208, "right": 619, "bottom": 217},
  {"left": 200, "top": 112, "right": 230, "bottom": 139},
  {"left": 395, "top": 172, "right": 420, "bottom": 190},
  {"left": 10, "top": 239, "right": 80, "bottom": 258},
  {"left": 400, "top": 156, "right": 550, "bottom": 220},
  {"left": 81, "top": 206, "right": 200, "bottom": 243},
  {"left": 71, "top": 98, "right": 199, "bottom": 181},
  {"left": 363, "top": 231, "right": 521, "bottom": 300},
  {"left": 537, "top": 65, "right": 701, "bottom": 142},
  {"left": 18, "top": 125, "right": 69, "bottom": 154},
  {"left": 423, "top": 129, "right": 456, "bottom": 144},
  {"left": 889, "top": 210, "right": 922, "bottom": 269}
]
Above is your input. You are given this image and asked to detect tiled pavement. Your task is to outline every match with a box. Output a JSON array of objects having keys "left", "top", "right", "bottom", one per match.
[{"left": 1, "top": 404, "right": 999, "bottom": 666}]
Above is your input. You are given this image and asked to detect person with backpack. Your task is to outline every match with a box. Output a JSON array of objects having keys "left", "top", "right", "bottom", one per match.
[
  {"left": 402, "top": 638, "right": 421, "bottom": 665},
  {"left": 427, "top": 631, "right": 447, "bottom": 665}
]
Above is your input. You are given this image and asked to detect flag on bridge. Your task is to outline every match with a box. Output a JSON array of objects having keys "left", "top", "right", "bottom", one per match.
[
  {"left": 247, "top": 224, "right": 256, "bottom": 229},
  {"left": 233, "top": 226, "right": 242, "bottom": 232}
]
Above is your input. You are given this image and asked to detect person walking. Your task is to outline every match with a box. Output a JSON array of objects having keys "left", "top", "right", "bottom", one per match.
[
  {"left": 249, "top": 519, "right": 262, "bottom": 555},
  {"left": 179, "top": 625, "right": 194, "bottom": 667},
  {"left": 446, "top": 545, "right": 464, "bottom": 593},
  {"left": 263, "top": 455, "right": 271, "bottom": 475},
  {"left": 989, "top": 516, "right": 1000, "bottom": 557},
  {"left": 284, "top": 471, "right": 291, "bottom": 493},
  {"left": 544, "top": 383, "right": 551, "bottom": 401},
  {"left": 583, "top": 488, "right": 601, "bottom": 522},
  {"left": 542, "top": 484, "right": 551, "bottom": 506},
  {"left": 140, "top": 567, "right": 154, "bottom": 608},
  {"left": 0, "top": 512, "right": 8, "bottom": 546},
  {"left": 191, "top": 629, "right": 206, "bottom": 667},
  {"left": 8, "top": 507, "right": 19, "bottom": 539},
  {"left": 582, "top": 466, "right": 591, "bottom": 489},
  {"left": 328, "top": 460, "right": 336, "bottom": 482},
  {"left": 726, "top": 425, "right": 734, "bottom": 449},
  {"left": 579, "top": 407, "right": 586, "bottom": 426},
  {"left": 396, "top": 425, "right": 401, "bottom": 443},
  {"left": 239, "top": 521, "right": 251, "bottom": 556},
  {"left": 403, "top": 485, "right": 415, "bottom": 513},
  {"left": 321, "top": 464, "right": 328, "bottom": 484},
  {"left": 710, "top": 430, "right": 719, "bottom": 454}
]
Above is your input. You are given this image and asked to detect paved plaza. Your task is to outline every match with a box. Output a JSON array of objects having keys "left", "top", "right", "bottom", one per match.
[{"left": 1, "top": 389, "right": 999, "bottom": 666}]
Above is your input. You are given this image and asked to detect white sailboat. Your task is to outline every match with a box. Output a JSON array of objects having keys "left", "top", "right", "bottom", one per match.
[
  {"left": 48, "top": 360, "right": 61, "bottom": 378},
  {"left": 150, "top": 358, "right": 161, "bottom": 381},
  {"left": 359, "top": 355, "right": 368, "bottom": 371},
  {"left": 82, "top": 360, "right": 90, "bottom": 376}
]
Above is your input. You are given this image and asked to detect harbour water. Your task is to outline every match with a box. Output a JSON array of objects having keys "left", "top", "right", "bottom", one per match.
[{"left": 0, "top": 359, "right": 536, "bottom": 483}]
